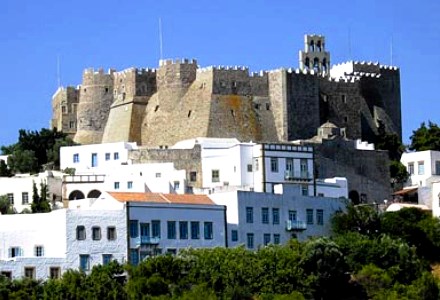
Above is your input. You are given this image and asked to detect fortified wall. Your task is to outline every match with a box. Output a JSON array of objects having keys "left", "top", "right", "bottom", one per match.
[{"left": 51, "top": 35, "right": 401, "bottom": 148}]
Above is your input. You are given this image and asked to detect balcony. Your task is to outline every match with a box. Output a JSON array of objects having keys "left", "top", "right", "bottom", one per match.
[
  {"left": 284, "top": 171, "right": 312, "bottom": 182},
  {"left": 286, "top": 220, "right": 307, "bottom": 231},
  {"left": 135, "top": 236, "right": 160, "bottom": 247},
  {"left": 64, "top": 174, "right": 105, "bottom": 183}
]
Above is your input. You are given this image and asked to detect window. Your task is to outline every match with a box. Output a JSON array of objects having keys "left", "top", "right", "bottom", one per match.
[
  {"left": 270, "top": 158, "right": 278, "bottom": 172},
  {"left": 435, "top": 161, "right": 440, "bottom": 175},
  {"left": 212, "top": 170, "right": 220, "bottom": 182},
  {"left": 130, "top": 249, "right": 139, "bottom": 266},
  {"left": 247, "top": 233, "right": 254, "bottom": 249},
  {"left": 261, "top": 207, "right": 269, "bottom": 224},
  {"left": 105, "top": 153, "right": 111, "bottom": 161},
  {"left": 76, "top": 226, "right": 86, "bottom": 240},
  {"left": 79, "top": 255, "right": 90, "bottom": 271},
  {"left": 155, "top": 172, "right": 161, "bottom": 178},
  {"left": 91, "top": 153, "right": 97, "bottom": 167},
  {"left": 127, "top": 181, "right": 133, "bottom": 189},
  {"left": 266, "top": 103, "right": 271, "bottom": 110},
  {"left": 408, "top": 162, "right": 414, "bottom": 175},
  {"left": 7, "top": 193, "right": 13, "bottom": 205},
  {"left": 246, "top": 207, "right": 253, "bottom": 223},
  {"left": 113, "top": 152, "right": 119, "bottom": 160},
  {"left": 264, "top": 234, "right": 271, "bottom": 246},
  {"left": 152, "top": 220, "right": 161, "bottom": 238},
  {"left": 61, "top": 106, "right": 67, "bottom": 113},
  {"left": 418, "top": 161, "right": 425, "bottom": 175},
  {"left": 69, "top": 121, "right": 75, "bottom": 129},
  {"left": 129, "top": 220, "right": 139, "bottom": 238},
  {"left": 306, "top": 209, "right": 314, "bottom": 225},
  {"left": 167, "top": 221, "right": 176, "bottom": 239},
  {"left": 167, "top": 248, "right": 177, "bottom": 255},
  {"left": 22, "top": 192, "right": 29, "bottom": 205},
  {"left": 73, "top": 153, "right": 79, "bottom": 163},
  {"left": 190, "top": 171, "right": 197, "bottom": 182},
  {"left": 285, "top": 158, "right": 294, "bottom": 178},
  {"left": 231, "top": 230, "right": 238, "bottom": 242},
  {"left": 191, "top": 221, "right": 200, "bottom": 239},
  {"left": 24, "top": 267, "right": 35, "bottom": 279},
  {"left": 300, "top": 159, "right": 308, "bottom": 177},
  {"left": 114, "top": 182, "right": 120, "bottom": 189},
  {"left": 289, "top": 210, "right": 297, "bottom": 222},
  {"left": 107, "top": 227, "right": 116, "bottom": 240},
  {"left": 204, "top": 222, "right": 213, "bottom": 239},
  {"left": 92, "top": 227, "right": 101, "bottom": 240},
  {"left": 254, "top": 159, "right": 259, "bottom": 171},
  {"left": 272, "top": 208, "right": 280, "bottom": 224},
  {"left": 1, "top": 271, "right": 11, "bottom": 279},
  {"left": 174, "top": 181, "right": 180, "bottom": 190},
  {"left": 341, "top": 94, "right": 347, "bottom": 103},
  {"left": 301, "top": 185, "right": 309, "bottom": 196},
  {"left": 9, "top": 247, "right": 22, "bottom": 258},
  {"left": 179, "top": 221, "right": 188, "bottom": 239},
  {"left": 273, "top": 234, "right": 281, "bottom": 245},
  {"left": 247, "top": 164, "right": 252, "bottom": 172},
  {"left": 140, "top": 223, "right": 150, "bottom": 238},
  {"left": 317, "top": 209, "right": 324, "bottom": 225},
  {"left": 34, "top": 246, "right": 44, "bottom": 257},
  {"left": 49, "top": 267, "right": 61, "bottom": 279},
  {"left": 102, "top": 254, "right": 112, "bottom": 265}
]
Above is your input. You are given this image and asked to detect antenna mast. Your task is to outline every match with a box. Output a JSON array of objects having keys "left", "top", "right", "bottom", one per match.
[{"left": 159, "top": 18, "right": 163, "bottom": 60}]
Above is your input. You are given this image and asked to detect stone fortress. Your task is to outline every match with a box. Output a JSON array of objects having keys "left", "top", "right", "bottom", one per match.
[
  {"left": 51, "top": 34, "right": 401, "bottom": 147},
  {"left": 51, "top": 34, "right": 401, "bottom": 203}
]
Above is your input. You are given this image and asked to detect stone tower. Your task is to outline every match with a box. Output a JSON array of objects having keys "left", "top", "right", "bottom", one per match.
[
  {"left": 51, "top": 86, "right": 79, "bottom": 139},
  {"left": 299, "top": 34, "right": 330, "bottom": 75}
]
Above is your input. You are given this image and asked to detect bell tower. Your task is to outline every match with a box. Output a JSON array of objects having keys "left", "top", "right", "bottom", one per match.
[{"left": 299, "top": 34, "right": 330, "bottom": 76}]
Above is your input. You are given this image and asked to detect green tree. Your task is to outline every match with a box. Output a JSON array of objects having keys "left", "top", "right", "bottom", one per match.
[
  {"left": 0, "top": 159, "right": 11, "bottom": 177},
  {"left": 1, "top": 128, "right": 75, "bottom": 174},
  {"left": 31, "top": 181, "right": 51, "bottom": 213},
  {"left": 331, "top": 204, "right": 381, "bottom": 236},
  {"left": 0, "top": 195, "right": 15, "bottom": 214},
  {"left": 409, "top": 121, "right": 440, "bottom": 151}
]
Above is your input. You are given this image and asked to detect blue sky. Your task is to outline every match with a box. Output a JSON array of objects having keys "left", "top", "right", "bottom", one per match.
[{"left": 0, "top": 0, "right": 439, "bottom": 146}]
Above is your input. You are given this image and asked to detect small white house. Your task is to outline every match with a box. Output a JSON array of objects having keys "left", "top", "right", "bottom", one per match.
[
  {"left": 209, "top": 184, "right": 347, "bottom": 248},
  {"left": 107, "top": 192, "right": 227, "bottom": 264},
  {"left": 0, "top": 171, "right": 63, "bottom": 213}
]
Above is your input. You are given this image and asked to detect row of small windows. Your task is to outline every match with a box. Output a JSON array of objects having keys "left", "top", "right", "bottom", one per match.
[
  {"left": 1, "top": 267, "right": 61, "bottom": 280},
  {"left": 8, "top": 245, "right": 44, "bottom": 258},
  {"left": 407, "top": 160, "right": 440, "bottom": 176},
  {"left": 68, "top": 189, "right": 101, "bottom": 200},
  {"left": 245, "top": 233, "right": 281, "bottom": 249},
  {"left": 263, "top": 144, "right": 312, "bottom": 152},
  {"left": 5, "top": 192, "right": 29, "bottom": 205},
  {"left": 72, "top": 152, "right": 119, "bottom": 164},
  {"left": 114, "top": 181, "right": 133, "bottom": 190},
  {"left": 246, "top": 207, "right": 324, "bottom": 225},
  {"left": 129, "top": 220, "right": 214, "bottom": 240},
  {"left": 79, "top": 254, "right": 113, "bottom": 271},
  {"left": 308, "top": 40, "right": 325, "bottom": 52},
  {"left": 270, "top": 158, "right": 309, "bottom": 174},
  {"left": 76, "top": 226, "right": 117, "bottom": 241},
  {"left": 254, "top": 103, "right": 271, "bottom": 111}
]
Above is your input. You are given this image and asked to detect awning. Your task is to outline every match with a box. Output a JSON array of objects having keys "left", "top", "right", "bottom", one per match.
[{"left": 392, "top": 187, "right": 418, "bottom": 196}]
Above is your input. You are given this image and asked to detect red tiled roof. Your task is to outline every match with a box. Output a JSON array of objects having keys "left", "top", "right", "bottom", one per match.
[{"left": 108, "top": 192, "right": 215, "bottom": 205}]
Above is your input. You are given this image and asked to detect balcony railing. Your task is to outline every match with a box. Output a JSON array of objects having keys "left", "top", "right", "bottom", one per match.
[
  {"left": 286, "top": 220, "right": 307, "bottom": 231},
  {"left": 135, "top": 236, "right": 160, "bottom": 246},
  {"left": 64, "top": 175, "right": 105, "bottom": 183},
  {"left": 284, "top": 171, "right": 312, "bottom": 181}
]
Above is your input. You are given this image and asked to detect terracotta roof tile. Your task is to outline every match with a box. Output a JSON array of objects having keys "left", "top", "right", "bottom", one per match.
[{"left": 108, "top": 192, "right": 215, "bottom": 205}]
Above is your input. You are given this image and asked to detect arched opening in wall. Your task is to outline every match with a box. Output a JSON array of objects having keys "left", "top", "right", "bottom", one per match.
[
  {"left": 309, "top": 40, "right": 315, "bottom": 52},
  {"left": 316, "top": 40, "right": 322, "bottom": 52},
  {"left": 69, "top": 190, "right": 85, "bottom": 201},
  {"left": 313, "top": 58, "right": 320, "bottom": 72},
  {"left": 322, "top": 58, "right": 327, "bottom": 73},
  {"left": 305, "top": 57, "right": 310, "bottom": 69},
  {"left": 87, "top": 190, "right": 101, "bottom": 199},
  {"left": 349, "top": 190, "right": 360, "bottom": 205}
]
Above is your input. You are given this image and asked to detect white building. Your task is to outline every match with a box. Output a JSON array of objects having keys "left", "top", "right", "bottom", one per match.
[
  {"left": 0, "top": 171, "right": 63, "bottom": 213},
  {"left": 107, "top": 192, "right": 226, "bottom": 264},
  {"left": 0, "top": 196, "right": 127, "bottom": 280},
  {"left": 209, "top": 184, "right": 347, "bottom": 248}
]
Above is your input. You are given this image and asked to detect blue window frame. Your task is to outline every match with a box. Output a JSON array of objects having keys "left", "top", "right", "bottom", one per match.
[
  {"left": 79, "top": 254, "right": 90, "bottom": 271},
  {"left": 246, "top": 207, "right": 253, "bottom": 223},
  {"left": 167, "top": 221, "right": 176, "bottom": 239},
  {"left": 231, "top": 230, "right": 238, "bottom": 242},
  {"left": 264, "top": 233, "right": 271, "bottom": 246},
  {"left": 73, "top": 153, "right": 79, "bottom": 163},
  {"left": 152, "top": 220, "right": 161, "bottom": 238},
  {"left": 140, "top": 223, "right": 150, "bottom": 238},
  {"left": 127, "top": 181, "right": 133, "bottom": 189},
  {"left": 130, "top": 249, "right": 139, "bottom": 266},
  {"left": 114, "top": 182, "right": 120, "bottom": 189},
  {"left": 272, "top": 208, "right": 280, "bottom": 224},
  {"left": 204, "top": 222, "right": 213, "bottom": 239},
  {"left": 261, "top": 207, "right": 269, "bottom": 224},
  {"left": 102, "top": 254, "right": 112, "bottom": 265},
  {"left": 91, "top": 153, "right": 98, "bottom": 167},
  {"left": 114, "top": 152, "right": 119, "bottom": 160},
  {"left": 129, "top": 220, "right": 139, "bottom": 238},
  {"left": 191, "top": 221, "right": 200, "bottom": 239},
  {"left": 247, "top": 233, "right": 254, "bottom": 249},
  {"left": 179, "top": 221, "right": 188, "bottom": 239},
  {"left": 306, "top": 209, "right": 314, "bottom": 225},
  {"left": 105, "top": 153, "right": 110, "bottom": 161},
  {"left": 274, "top": 234, "right": 280, "bottom": 245}
]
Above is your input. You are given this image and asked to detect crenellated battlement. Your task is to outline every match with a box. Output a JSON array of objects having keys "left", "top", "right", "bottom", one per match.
[{"left": 83, "top": 68, "right": 115, "bottom": 75}]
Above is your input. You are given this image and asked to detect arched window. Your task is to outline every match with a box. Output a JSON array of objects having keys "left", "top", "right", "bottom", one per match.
[
  {"left": 69, "top": 190, "right": 85, "bottom": 201},
  {"left": 316, "top": 40, "right": 322, "bottom": 52},
  {"left": 309, "top": 40, "right": 315, "bottom": 52},
  {"left": 87, "top": 190, "right": 101, "bottom": 199},
  {"left": 313, "top": 57, "right": 320, "bottom": 72},
  {"left": 305, "top": 57, "right": 310, "bottom": 69},
  {"left": 349, "top": 190, "right": 360, "bottom": 205}
]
